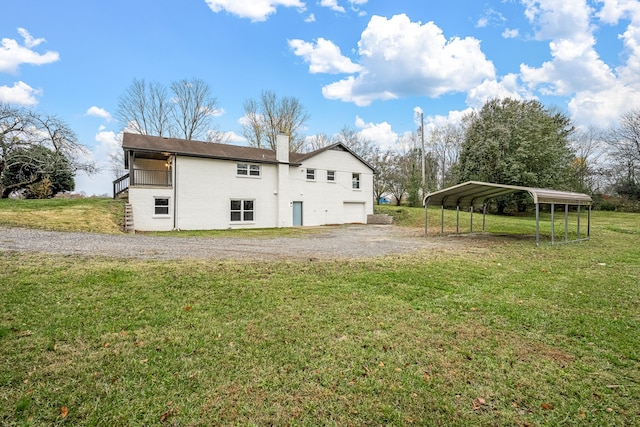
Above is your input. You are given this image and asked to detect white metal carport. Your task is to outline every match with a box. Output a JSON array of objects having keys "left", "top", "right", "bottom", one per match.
[{"left": 423, "top": 181, "right": 593, "bottom": 245}]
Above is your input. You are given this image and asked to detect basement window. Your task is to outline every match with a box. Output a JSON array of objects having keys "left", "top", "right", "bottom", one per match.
[{"left": 154, "top": 197, "right": 169, "bottom": 215}]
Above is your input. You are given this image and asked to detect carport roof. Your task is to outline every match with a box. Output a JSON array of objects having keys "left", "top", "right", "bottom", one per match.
[{"left": 424, "top": 181, "right": 592, "bottom": 207}]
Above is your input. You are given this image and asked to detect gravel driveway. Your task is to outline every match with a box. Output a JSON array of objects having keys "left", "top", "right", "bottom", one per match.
[{"left": 0, "top": 225, "right": 461, "bottom": 261}]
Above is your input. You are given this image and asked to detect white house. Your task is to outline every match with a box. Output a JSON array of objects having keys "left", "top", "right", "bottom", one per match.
[{"left": 114, "top": 133, "right": 375, "bottom": 231}]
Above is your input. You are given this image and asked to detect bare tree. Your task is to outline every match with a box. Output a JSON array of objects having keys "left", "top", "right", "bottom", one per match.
[
  {"left": 370, "top": 147, "right": 392, "bottom": 204},
  {"left": 428, "top": 122, "right": 464, "bottom": 189},
  {"left": 0, "top": 104, "right": 95, "bottom": 198},
  {"left": 241, "top": 90, "right": 309, "bottom": 152},
  {"left": 303, "top": 133, "right": 332, "bottom": 152},
  {"left": 334, "top": 126, "right": 376, "bottom": 162},
  {"left": 170, "top": 78, "right": 219, "bottom": 141},
  {"left": 606, "top": 108, "right": 640, "bottom": 199},
  {"left": 569, "top": 126, "right": 608, "bottom": 193},
  {"left": 116, "top": 79, "right": 173, "bottom": 136},
  {"left": 116, "top": 77, "right": 220, "bottom": 141},
  {"left": 241, "top": 98, "right": 265, "bottom": 148}
]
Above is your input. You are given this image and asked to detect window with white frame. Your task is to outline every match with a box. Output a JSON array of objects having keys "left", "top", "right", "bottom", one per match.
[
  {"left": 327, "top": 170, "right": 335, "bottom": 182},
  {"left": 352, "top": 173, "right": 360, "bottom": 189},
  {"left": 237, "top": 163, "right": 261, "bottom": 177},
  {"left": 307, "top": 168, "right": 315, "bottom": 180},
  {"left": 154, "top": 197, "right": 169, "bottom": 215},
  {"left": 230, "top": 199, "right": 254, "bottom": 222}
]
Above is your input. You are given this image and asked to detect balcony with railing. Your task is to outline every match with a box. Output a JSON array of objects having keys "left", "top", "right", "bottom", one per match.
[{"left": 113, "top": 169, "right": 172, "bottom": 198}]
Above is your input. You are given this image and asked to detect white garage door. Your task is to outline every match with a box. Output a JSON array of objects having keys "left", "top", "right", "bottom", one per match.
[{"left": 343, "top": 202, "right": 365, "bottom": 224}]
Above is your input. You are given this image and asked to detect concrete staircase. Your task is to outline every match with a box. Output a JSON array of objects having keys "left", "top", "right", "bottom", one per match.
[{"left": 123, "top": 203, "right": 134, "bottom": 233}]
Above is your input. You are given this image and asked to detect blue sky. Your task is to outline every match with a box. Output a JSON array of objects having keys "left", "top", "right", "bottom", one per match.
[{"left": 2, "top": 0, "right": 640, "bottom": 195}]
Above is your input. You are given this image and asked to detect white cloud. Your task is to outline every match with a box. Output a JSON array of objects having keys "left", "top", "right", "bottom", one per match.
[
  {"left": 304, "top": 13, "right": 316, "bottom": 23},
  {"left": 17, "top": 28, "right": 46, "bottom": 48},
  {"left": 354, "top": 116, "right": 397, "bottom": 150},
  {"left": 0, "top": 28, "right": 59, "bottom": 74},
  {"left": 321, "top": 14, "right": 495, "bottom": 106},
  {"left": 476, "top": 8, "right": 506, "bottom": 28},
  {"left": 522, "top": 0, "right": 594, "bottom": 40},
  {"left": 86, "top": 106, "right": 112, "bottom": 121},
  {"left": 204, "top": 0, "right": 305, "bottom": 22},
  {"left": 424, "top": 108, "right": 474, "bottom": 131},
  {"left": 0, "top": 81, "right": 41, "bottom": 105},
  {"left": 74, "top": 130, "right": 122, "bottom": 197},
  {"left": 289, "top": 38, "right": 362, "bottom": 74},
  {"left": 596, "top": 0, "right": 640, "bottom": 25},
  {"left": 502, "top": 28, "right": 519, "bottom": 38},
  {"left": 466, "top": 74, "right": 531, "bottom": 108},
  {"left": 568, "top": 85, "right": 640, "bottom": 127},
  {"left": 222, "top": 130, "right": 245, "bottom": 143},
  {"left": 320, "top": 0, "right": 345, "bottom": 13},
  {"left": 514, "top": 0, "right": 640, "bottom": 126}
]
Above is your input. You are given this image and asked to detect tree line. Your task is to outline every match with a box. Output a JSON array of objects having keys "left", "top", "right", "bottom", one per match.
[{"left": 2, "top": 74, "right": 639, "bottom": 208}]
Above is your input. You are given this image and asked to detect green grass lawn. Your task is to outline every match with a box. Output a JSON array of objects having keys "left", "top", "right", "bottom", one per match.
[
  {"left": 0, "top": 200, "right": 639, "bottom": 425},
  {"left": 0, "top": 198, "right": 125, "bottom": 233}
]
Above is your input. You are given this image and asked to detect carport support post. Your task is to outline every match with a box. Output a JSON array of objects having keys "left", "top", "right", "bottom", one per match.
[
  {"left": 588, "top": 205, "right": 591, "bottom": 238},
  {"left": 424, "top": 202, "right": 428, "bottom": 237},
  {"left": 564, "top": 204, "right": 569, "bottom": 242},
  {"left": 550, "top": 203, "right": 555, "bottom": 245},
  {"left": 456, "top": 206, "right": 460, "bottom": 234},
  {"left": 535, "top": 203, "right": 540, "bottom": 246},
  {"left": 441, "top": 206, "right": 445, "bottom": 234},
  {"left": 482, "top": 204, "right": 487, "bottom": 233},
  {"left": 577, "top": 205, "right": 581, "bottom": 239},
  {"left": 469, "top": 206, "right": 473, "bottom": 233}
]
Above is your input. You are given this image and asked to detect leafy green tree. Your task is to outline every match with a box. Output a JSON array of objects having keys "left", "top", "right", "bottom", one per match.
[
  {"left": 458, "top": 98, "right": 575, "bottom": 211},
  {"left": 2, "top": 145, "right": 74, "bottom": 198}
]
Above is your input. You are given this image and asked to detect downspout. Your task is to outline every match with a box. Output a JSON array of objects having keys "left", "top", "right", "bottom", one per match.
[{"left": 173, "top": 154, "right": 178, "bottom": 230}]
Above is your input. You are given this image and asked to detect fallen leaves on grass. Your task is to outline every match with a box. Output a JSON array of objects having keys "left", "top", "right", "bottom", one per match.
[
  {"left": 61, "top": 406, "right": 69, "bottom": 418},
  {"left": 541, "top": 402, "right": 554, "bottom": 410},
  {"left": 160, "top": 407, "right": 174, "bottom": 422},
  {"left": 473, "top": 397, "right": 487, "bottom": 410}
]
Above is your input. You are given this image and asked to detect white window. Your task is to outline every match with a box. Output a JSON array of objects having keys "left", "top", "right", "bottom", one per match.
[
  {"left": 230, "top": 199, "right": 254, "bottom": 222},
  {"left": 327, "top": 170, "right": 335, "bottom": 182},
  {"left": 154, "top": 198, "right": 169, "bottom": 215},
  {"left": 307, "top": 168, "right": 315, "bottom": 180},
  {"left": 237, "top": 163, "right": 260, "bottom": 177},
  {"left": 352, "top": 173, "right": 360, "bottom": 189}
]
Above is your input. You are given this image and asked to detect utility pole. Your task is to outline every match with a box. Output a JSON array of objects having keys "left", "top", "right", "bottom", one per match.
[{"left": 419, "top": 110, "right": 425, "bottom": 188}]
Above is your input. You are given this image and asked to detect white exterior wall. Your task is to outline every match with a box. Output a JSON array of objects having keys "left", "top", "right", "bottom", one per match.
[
  {"left": 174, "top": 156, "right": 280, "bottom": 230},
  {"left": 128, "top": 187, "right": 175, "bottom": 231},
  {"left": 128, "top": 146, "right": 373, "bottom": 231},
  {"left": 290, "top": 148, "right": 374, "bottom": 226}
]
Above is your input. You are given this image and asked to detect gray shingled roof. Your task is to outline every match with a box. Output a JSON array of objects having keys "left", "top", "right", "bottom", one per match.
[{"left": 122, "top": 133, "right": 375, "bottom": 171}]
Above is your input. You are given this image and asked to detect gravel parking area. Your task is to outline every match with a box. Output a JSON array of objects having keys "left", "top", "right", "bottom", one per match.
[{"left": 0, "top": 225, "right": 461, "bottom": 261}]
